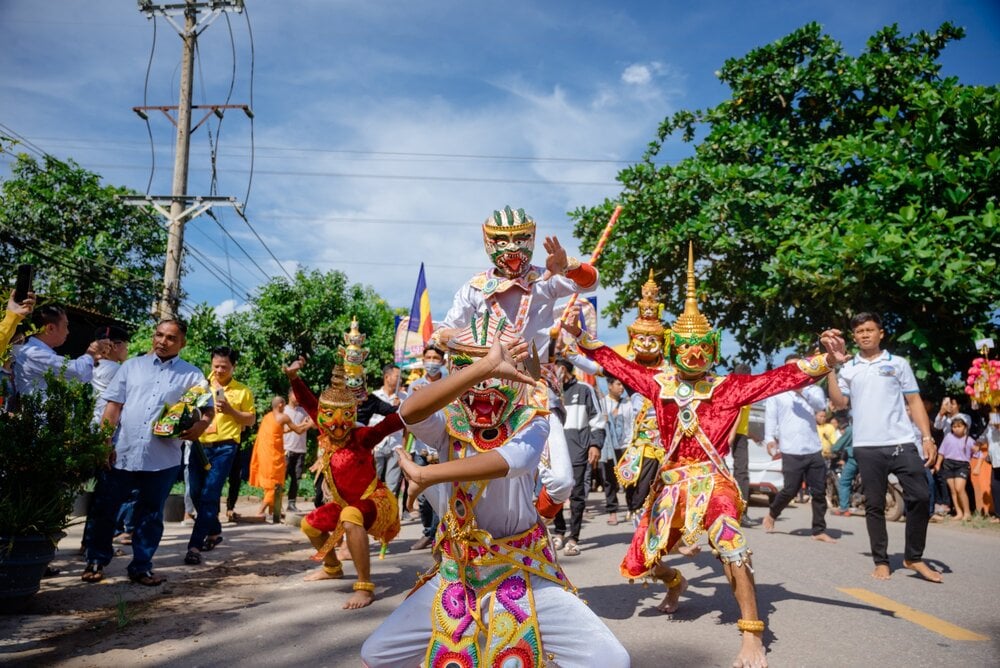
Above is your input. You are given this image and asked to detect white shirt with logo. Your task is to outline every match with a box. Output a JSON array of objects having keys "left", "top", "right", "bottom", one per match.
[{"left": 837, "top": 350, "right": 920, "bottom": 447}]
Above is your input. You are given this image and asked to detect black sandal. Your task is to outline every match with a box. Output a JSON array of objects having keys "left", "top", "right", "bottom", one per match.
[
  {"left": 129, "top": 571, "right": 166, "bottom": 586},
  {"left": 202, "top": 535, "right": 223, "bottom": 551},
  {"left": 184, "top": 549, "right": 201, "bottom": 565},
  {"left": 81, "top": 562, "right": 104, "bottom": 583}
]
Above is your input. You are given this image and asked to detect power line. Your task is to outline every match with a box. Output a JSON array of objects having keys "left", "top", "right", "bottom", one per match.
[
  {"left": 242, "top": 1, "right": 256, "bottom": 209},
  {"left": 203, "top": 208, "right": 273, "bottom": 282},
  {"left": 232, "top": 206, "right": 294, "bottom": 282},
  {"left": 141, "top": 14, "right": 158, "bottom": 194}
]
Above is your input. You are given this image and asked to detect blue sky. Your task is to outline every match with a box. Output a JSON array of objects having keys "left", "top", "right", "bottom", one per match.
[{"left": 2, "top": 1, "right": 998, "bottom": 363}]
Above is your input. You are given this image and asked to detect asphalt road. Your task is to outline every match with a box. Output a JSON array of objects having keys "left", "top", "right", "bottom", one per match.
[{"left": 3, "top": 493, "right": 998, "bottom": 667}]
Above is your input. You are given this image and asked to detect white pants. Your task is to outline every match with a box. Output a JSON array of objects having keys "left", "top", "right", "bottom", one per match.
[{"left": 361, "top": 573, "right": 630, "bottom": 667}]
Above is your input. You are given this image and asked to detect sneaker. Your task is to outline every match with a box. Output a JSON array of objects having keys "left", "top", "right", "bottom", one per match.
[
  {"left": 286, "top": 503, "right": 299, "bottom": 513},
  {"left": 552, "top": 535, "right": 565, "bottom": 550}
]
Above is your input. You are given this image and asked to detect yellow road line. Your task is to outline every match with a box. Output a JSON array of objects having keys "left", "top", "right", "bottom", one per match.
[{"left": 838, "top": 588, "right": 989, "bottom": 641}]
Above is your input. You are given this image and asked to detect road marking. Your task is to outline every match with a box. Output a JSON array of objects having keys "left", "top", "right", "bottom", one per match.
[{"left": 838, "top": 588, "right": 989, "bottom": 641}]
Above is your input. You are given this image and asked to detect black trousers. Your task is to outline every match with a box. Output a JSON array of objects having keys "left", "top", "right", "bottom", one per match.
[
  {"left": 769, "top": 451, "right": 828, "bottom": 534},
  {"left": 730, "top": 434, "right": 751, "bottom": 507},
  {"left": 226, "top": 444, "right": 250, "bottom": 512},
  {"left": 854, "top": 444, "right": 930, "bottom": 565},
  {"left": 602, "top": 449, "right": 624, "bottom": 512},
  {"left": 285, "top": 452, "right": 306, "bottom": 503},
  {"left": 991, "top": 467, "right": 1000, "bottom": 520},
  {"left": 625, "top": 456, "right": 660, "bottom": 513},
  {"left": 553, "top": 460, "right": 588, "bottom": 541}
]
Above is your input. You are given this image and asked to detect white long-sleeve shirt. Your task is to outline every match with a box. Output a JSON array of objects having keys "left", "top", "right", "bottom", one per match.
[{"left": 763, "top": 385, "right": 827, "bottom": 456}]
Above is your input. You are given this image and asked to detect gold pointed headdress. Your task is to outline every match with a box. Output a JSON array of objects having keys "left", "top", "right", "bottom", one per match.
[
  {"left": 672, "top": 242, "right": 713, "bottom": 337},
  {"left": 627, "top": 269, "right": 665, "bottom": 337},
  {"left": 320, "top": 365, "right": 355, "bottom": 407}
]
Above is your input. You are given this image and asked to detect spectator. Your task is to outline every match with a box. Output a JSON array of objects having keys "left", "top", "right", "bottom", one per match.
[
  {"left": 830, "top": 422, "right": 856, "bottom": 516},
  {"left": 983, "top": 418, "right": 1000, "bottom": 524},
  {"left": 1, "top": 288, "right": 34, "bottom": 353},
  {"left": 371, "top": 364, "right": 404, "bottom": 499},
  {"left": 14, "top": 304, "right": 108, "bottom": 397},
  {"left": 1, "top": 289, "right": 35, "bottom": 412},
  {"left": 282, "top": 389, "right": 313, "bottom": 513},
  {"left": 828, "top": 312, "right": 940, "bottom": 582},
  {"left": 551, "top": 358, "right": 606, "bottom": 556},
  {"left": 82, "top": 319, "right": 213, "bottom": 586},
  {"left": 933, "top": 396, "right": 962, "bottom": 433},
  {"left": 934, "top": 413, "right": 974, "bottom": 521},
  {"left": 184, "top": 346, "right": 256, "bottom": 565},
  {"left": 816, "top": 409, "right": 838, "bottom": 462},
  {"left": 599, "top": 376, "right": 634, "bottom": 526},
  {"left": 729, "top": 362, "right": 753, "bottom": 525},
  {"left": 407, "top": 343, "right": 445, "bottom": 551},
  {"left": 91, "top": 325, "right": 130, "bottom": 425},
  {"left": 250, "top": 396, "right": 289, "bottom": 518},
  {"left": 762, "top": 354, "right": 836, "bottom": 543}
]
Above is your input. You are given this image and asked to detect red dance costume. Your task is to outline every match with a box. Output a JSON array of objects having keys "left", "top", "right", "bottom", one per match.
[
  {"left": 577, "top": 335, "right": 831, "bottom": 577},
  {"left": 292, "top": 376, "right": 403, "bottom": 549}
]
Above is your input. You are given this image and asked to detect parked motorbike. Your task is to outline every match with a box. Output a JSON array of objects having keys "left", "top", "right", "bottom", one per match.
[{"left": 825, "top": 459, "right": 904, "bottom": 522}]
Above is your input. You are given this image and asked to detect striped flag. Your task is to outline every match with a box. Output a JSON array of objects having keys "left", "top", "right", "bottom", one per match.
[{"left": 407, "top": 263, "right": 433, "bottom": 343}]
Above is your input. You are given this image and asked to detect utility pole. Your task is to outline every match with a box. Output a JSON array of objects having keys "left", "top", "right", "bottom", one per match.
[
  {"left": 124, "top": 0, "right": 250, "bottom": 320},
  {"left": 161, "top": 2, "right": 196, "bottom": 321}
]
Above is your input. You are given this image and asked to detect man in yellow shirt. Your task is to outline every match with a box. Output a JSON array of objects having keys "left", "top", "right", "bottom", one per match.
[
  {"left": 1, "top": 288, "right": 35, "bottom": 411},
  {"left": 185, "top": 346, "right": 256, "bottom": 565}
]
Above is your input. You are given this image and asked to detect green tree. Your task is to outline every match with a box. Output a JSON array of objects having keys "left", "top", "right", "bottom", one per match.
[
  {"left": 225, "top": 268, "right": 398, "bottom": 410},
  {"left": 572, "top": 22, "right": 999, "bottom": 392},
  {"left": 0, "top": 152, "right": 166, "bottom": 323}
]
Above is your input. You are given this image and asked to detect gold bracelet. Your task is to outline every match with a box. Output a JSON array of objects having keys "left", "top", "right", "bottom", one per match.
[
  {"left": 352, "top": 581, "right": 376, "bottom": 592},
  {"left": 736, "top": 618, "right": 765, "bottom": 633}
]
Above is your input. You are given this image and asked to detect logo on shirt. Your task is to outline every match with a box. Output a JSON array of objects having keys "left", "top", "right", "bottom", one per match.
[{"left": 878, "top": 365, "right": 897, "bottom": 377}]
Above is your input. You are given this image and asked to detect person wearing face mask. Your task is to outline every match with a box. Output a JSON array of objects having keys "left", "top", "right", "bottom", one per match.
[
  {"left": 563, "top": 243, "right": 849, "bottom": 668},
  {"left": 406, "top": 343, "right": 446, "bottom": 550}
]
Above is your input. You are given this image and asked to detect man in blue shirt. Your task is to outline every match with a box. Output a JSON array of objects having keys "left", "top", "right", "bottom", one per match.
[
  {"left": 82, "top": 319, "right": 213, "bottom": 586},
  {"left": 14, "top": 304, "right": 108, "bottom": 397}
]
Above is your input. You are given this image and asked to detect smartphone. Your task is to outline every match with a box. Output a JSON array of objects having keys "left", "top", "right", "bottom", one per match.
[
  {"left": 214, "top": 386, "right": 226, "bottom": 405},
  {"left": 13, "top": 264, "right": 33, "bottom": 304}
]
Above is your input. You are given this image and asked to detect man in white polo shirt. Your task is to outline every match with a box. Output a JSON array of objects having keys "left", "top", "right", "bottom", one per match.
[
  {"left": 828, "top": 312, "right": 940, "bottom": 583},
  {"left": 762, "top": 354, "right": 836, "bottom": 542}
]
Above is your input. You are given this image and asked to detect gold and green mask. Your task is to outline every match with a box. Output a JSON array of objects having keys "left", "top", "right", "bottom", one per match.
[{"left": 481, "top": 206, "right": 536, "bottom": 279}]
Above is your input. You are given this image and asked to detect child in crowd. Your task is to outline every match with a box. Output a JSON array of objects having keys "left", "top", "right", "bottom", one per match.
[{"left": 934, "top": 414, "right": 975, "bottom": 521}]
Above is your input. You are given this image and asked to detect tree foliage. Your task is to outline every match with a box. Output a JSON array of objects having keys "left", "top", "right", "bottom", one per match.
[
  {"left": 0, "top": 152, "right": 166, "bottom": 323},
  {"left": 572, "top": 23, "right": 999, "bottom": 392},
  {"left": 224, "top": 269, "right": 399, "bottom": 411}
]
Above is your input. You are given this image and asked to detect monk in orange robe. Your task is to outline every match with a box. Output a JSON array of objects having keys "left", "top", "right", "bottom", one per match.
[{"left": 250, "top": 396, "right": 288, "bottom": 517}]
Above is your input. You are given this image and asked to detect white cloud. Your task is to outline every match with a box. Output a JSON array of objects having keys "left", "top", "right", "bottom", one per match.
[{"left": 622, "top": 63, "right": 653, "bottom": 85}]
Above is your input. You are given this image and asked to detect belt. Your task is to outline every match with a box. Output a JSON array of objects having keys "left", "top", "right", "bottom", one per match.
[{"left": 202, "top": 438, "right": 240, "bottom": 448}]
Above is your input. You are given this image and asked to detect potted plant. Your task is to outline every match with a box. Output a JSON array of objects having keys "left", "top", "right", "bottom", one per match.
[{"left": 0, "top": 370, "right": 109, "bottom": 612}]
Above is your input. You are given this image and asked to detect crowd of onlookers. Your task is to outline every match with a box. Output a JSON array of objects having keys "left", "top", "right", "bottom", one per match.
[{"left": 3, "top": 286, "right": 999, "bottom": 588}]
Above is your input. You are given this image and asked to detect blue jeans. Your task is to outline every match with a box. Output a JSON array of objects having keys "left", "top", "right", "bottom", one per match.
[
  {"left": 187, "top": 442, "right": 237, "bottom": 550},
  {"left": 85, "top": 465, "right": 180, "bottom": 576},
  {"left": 838, "top": 457, "right": 858, "bottom": 511}
]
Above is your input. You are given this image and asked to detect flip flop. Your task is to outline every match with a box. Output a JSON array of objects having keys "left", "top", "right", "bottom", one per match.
[
  {"left": 563, "top": 542, "right": 581, "bottom": 556},
  {"left": 184, "top": 550, "right": 202, "bottom": 565}
]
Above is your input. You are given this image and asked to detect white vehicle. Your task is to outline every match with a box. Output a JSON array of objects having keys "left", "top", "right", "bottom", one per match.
[{"left": 724, "top": 403, "right": 784, "bottom": 503}]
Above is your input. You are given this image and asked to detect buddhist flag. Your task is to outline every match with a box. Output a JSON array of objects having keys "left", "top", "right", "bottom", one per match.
[{"left": 407, "top": 263, "right": 433, "bottom": 343}]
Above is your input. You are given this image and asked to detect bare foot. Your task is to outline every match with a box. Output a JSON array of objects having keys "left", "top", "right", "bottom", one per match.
[
  {"left": 871, "top": 563, "right": 891, "bottom": 580},
  {"left": 303, "top": 568, "right": 343, "bottom": 582},
  {"left": 677, "top": 544, "right": 701, "bottom": 558},
  {"left": 656, "top": 574, "right": 687, "bottom": 614},
  {"left": 732, "top": 632, "right": 767, "bottom": 668},
  {"left": 335, "top": 546, "right": 352, "bottom": 562},
  {"left": 762, "top": 515, "right": 775, "bottom": 533},
  {"left": 903, "top": 560, "right": 943, "bottom": 583},
  {"left": 812, "top": 533, "right": 837, "bottom": 543},
  {"left": 343, "top": 589, "right": 375, "bottom": 609}
]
